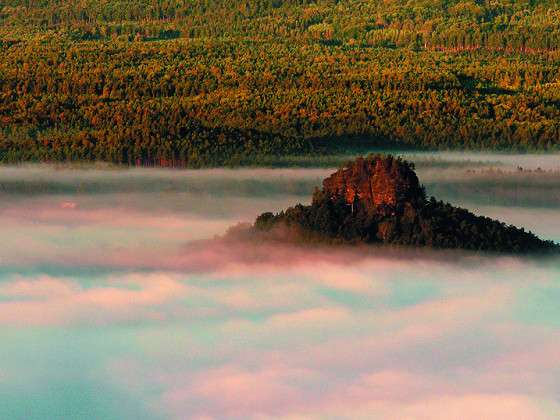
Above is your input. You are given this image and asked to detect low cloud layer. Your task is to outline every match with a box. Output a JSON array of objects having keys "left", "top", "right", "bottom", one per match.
[{"left": 0, "top": 156, "right": 559, "bottom": 419}]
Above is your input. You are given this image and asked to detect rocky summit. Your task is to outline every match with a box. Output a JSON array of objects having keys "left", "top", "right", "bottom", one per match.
[
  {"left": 253, "top": 155, "right": 557, "bottom": 253},
  {"left": 322, "top": 155, "right": 424, "bottom": 210}
]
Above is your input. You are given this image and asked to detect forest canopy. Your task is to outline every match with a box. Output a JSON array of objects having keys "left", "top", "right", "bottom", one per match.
[{"left": 1, "top": 1, "right": 560, "bottom": 166}]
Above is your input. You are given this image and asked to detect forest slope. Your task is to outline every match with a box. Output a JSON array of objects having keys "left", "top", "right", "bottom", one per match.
[{"left": 1, "top": 1, "right": 560, "bottom": 165}]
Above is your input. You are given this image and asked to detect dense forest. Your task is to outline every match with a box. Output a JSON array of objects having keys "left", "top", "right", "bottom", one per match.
[{"left": 1, "top": 1, "right": 560, "bottom": 165}]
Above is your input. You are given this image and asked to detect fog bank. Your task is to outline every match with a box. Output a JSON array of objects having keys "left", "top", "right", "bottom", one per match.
[{"left": 0, "top": 155, "right": 559, "bottom": 419}]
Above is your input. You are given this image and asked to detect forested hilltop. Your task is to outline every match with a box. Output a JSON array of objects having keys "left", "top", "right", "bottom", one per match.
[
  {"left": 252, "top": 155, "right": 557, "bottom": 253},
  {"left": 1, "top": 1, "right": 560, "bottom": 166}
]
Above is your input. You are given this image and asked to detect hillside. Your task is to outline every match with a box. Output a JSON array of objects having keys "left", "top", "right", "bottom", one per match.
[
  {"left": 1, "top": 1, "right": 560, "bottom": 165},
  {"left": 252, "top": 155, "right": 557, "bottom": 253}
]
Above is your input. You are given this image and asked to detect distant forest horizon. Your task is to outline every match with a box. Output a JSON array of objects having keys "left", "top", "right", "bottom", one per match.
[{"left": 1, "top": 0, "right": 560, "bottom": 166}]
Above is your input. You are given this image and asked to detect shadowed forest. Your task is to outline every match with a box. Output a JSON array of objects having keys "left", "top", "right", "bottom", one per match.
[{"left": 1, "top": 0, "right": 560, "bottom": 166}]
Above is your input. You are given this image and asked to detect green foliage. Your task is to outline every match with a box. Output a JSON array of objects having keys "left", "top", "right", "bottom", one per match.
[
  {"left": 3, "top": 0, "right": 560, "bottom": 50},
  {"left": 1, "top": 1, "right": 560, "bottom": 165}
]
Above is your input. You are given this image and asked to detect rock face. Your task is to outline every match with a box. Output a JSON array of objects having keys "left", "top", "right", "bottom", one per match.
[
  {"left": 253, "top": 155, "right": 557, "bottom": 253},
  {"left": 322, "top": 155, "right": 424, "bottom": 210}
]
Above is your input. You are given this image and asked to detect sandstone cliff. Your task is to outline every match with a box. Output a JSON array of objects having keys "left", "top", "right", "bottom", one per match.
[{"left": 322, "top": 155, "right": 424, "bottom": 210}]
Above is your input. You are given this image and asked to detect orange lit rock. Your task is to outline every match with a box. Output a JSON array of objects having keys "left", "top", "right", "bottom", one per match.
[{"left": 321, "top": 155, "right": 424, "bottom": 211}]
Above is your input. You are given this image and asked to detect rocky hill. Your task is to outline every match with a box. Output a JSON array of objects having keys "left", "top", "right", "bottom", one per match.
[
  {"left": 322, "top": 156, "right": 425, "bottom": 210},
  {"left": 253, "top": 155, "right": 557, "bottom": 253}
]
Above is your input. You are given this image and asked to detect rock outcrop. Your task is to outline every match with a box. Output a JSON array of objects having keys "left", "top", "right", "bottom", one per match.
[
  {"left": 252, "top": 155, "right": 557, "bottom": 253},
  {"left": 322, "top": 155, "right": 424, "bottom": 210}
]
